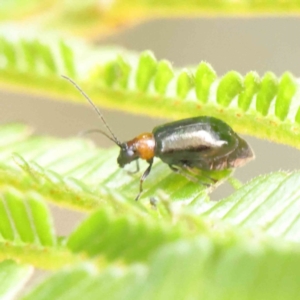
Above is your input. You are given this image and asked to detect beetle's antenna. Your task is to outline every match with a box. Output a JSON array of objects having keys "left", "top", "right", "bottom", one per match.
[
  {"left": 78, "top": 128, "right": 118, "bottom": 144},
  {"left": 62, "top": 75, "right": 122, "bottom": 146}
]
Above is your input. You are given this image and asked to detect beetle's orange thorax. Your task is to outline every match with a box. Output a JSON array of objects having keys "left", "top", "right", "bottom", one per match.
[{"left": 128, "top": 133, "right": 155, "bottom": 161}]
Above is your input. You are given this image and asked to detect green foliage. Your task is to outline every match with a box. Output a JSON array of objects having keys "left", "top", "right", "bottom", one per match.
[
  {"left": 0, "top": 187, "right": 55, "bottom": 245},
  {"left": 22, "top": 263, "right": 146, "bottom": 300},
  {"left": 22, "top": 237, "right": 300, "bottom": 300},
  {"left": 102, "top": 56, "right": 131, "bottom": 88},
  {"left": 176, "top": 69, "right": 194, "bottom": 99},
  {"left": 199, "top": 172, "right": 300, "bottom": 242},
  {"left": 216, "top": 71, "right": 244, "bottom": 107},
  {"left": 2, "top": 33, "right": 300, "bottom": 149},
  {"left": 67, "top": 208, "right": 189, "bottom": 263},
  {"left": 238, "top": 71, "right": 260, "bottom": 112},
  {"left": 0, "top": 35, "right": 75, "bottom": 78},
  {"left": 0, "top": 187, "right": 79, "bottom": 269},
  {"left": 154, "top": 60, "right": 174, "bottom": 95},
  {"left": 195, "top": 62, "right": 217, "bottom": 103},
  {"left": 0, "top": 124, "right": 210, "bottom": 211},
  {"left": 136, "top": 51, "right": 157, "bottom": 92},
  {"left": 256, "top": 72, "right": 278, "bottom": 116},
  {"left": 0, "top": 124, "right": 300, "bottom": 248},
  {"left": 276, "top": 72, "right": 297, "bottom": 121}
]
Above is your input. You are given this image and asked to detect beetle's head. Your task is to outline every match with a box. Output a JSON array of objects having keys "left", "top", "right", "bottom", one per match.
[{"left": 117, "top": 143, "right": 139, "bottom": 168}]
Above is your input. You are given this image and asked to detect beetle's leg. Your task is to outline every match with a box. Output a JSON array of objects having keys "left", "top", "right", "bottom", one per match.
[
  {"left": 183, "top": 165, "right": 218, "bottom": 184},
  {"left": 135, "top": 159, "right": 153, "bottom": 201},
  {"left": 127, "top": 160, "right": 140, "bottom": 175},
  {"left": 169, "top": 165, "right": 209, "bottom": 185},
  {"left": 227, "top": 177, "right": 243, "bottom": 190}
]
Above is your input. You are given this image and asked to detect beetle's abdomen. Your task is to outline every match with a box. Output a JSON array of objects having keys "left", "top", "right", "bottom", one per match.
[{"left": 153, "top": 116, "right": 254, "bottom": 171}]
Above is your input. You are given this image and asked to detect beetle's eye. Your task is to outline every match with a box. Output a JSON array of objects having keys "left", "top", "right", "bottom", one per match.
[{"left": 127, "top": 149, "right": 134, "bottom": 157}]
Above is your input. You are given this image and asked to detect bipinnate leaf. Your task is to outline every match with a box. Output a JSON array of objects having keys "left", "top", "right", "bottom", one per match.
[
  {"left": 0, "top": 187, "right": 55, "bottom": 246},
  {"left": 1, "top": 126, "right": 300, "bottom": 297},
  {"left": 275, "top": 72, "right": 297, "bottom": 121},
  {"left": 22, "top": 263, "right": 147, "bottom": 300},
  {"left": 139, "top": 237, "right": 300, "bottom": 300},
  {"left": 3, "top": 123, "right": 300, "bottom": 245},
  {"left": 238, "top": 71, "right": 260, "bottom": 111},
  {"left": 2, "top": 32, "right": 300, "bottom": 149},
  {"left": 23, "top": 237, "right": 300, "bottom": 300},
  {"left": 59, "top": 40, "right": 76, "bottom": 78},
  {"left": 195, "top": 62, "right": 217, "bottom": 103},
  {"left": 196, "top": 171, "right": 300, "bottom": 242},
  {"left": 217, "top": 71, "right": 244, "bottom": 107},
  {"left": 0, "top": 124, "right": 207, "bottom": 211},
  {"left": 256, "top": 72, "right": 278, "bottom": 116},
  {"left": 176, "top": 69, "right": 194, "bottom": 99},
  {"left": 136, "top": 51, "right": 157, "bottom": 92},
  {"left": 0, "top": 174, "right": 79, "bottom": 268},
  {"left": 154, "top": 60, "right": 174, "bottom": 95},
  {"left": 67, "top": 208, "right": 187, "bottom": 262}
]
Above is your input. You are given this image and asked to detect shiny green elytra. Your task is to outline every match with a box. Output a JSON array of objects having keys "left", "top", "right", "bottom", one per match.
[{"left": 63, "top": 76, "right": 255, "bottom": 201}]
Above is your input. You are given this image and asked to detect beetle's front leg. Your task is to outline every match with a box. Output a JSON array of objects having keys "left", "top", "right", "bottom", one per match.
[
  {"left": 127, "top": 160, "right": 140, "bottom": 175},
  {"left": 135, "top": 159, "right": 153, "bottom": 201}
]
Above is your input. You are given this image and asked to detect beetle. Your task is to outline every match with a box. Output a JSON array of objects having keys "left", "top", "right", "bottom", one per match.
[{"left": 63, "top": 76, "right": 254, "bottom": 201}]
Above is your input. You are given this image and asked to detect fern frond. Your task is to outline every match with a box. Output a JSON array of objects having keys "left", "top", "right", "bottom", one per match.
[
  {"left": 2, "top": 123, "right": 300, "bottom": 244},
  {"left": 0, "top": 124, "right": 207, "bottom": 212},
  {"left": 1, "top": 33, "right": 300, "bottom": 149},
  {"left": 194, "top": 171, "right": 300, "bottom": 243},
  {"left": 0, "top": 183, "right": 80, "bottom": 269},
  {"left": 22, "top": 236, "right": 300, "bottom": 300},
  {"left": 67, "top": 208, "right": 198, "bottom": 263}
]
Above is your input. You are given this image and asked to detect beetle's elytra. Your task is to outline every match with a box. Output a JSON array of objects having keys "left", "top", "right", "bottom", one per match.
[{"left": 63, "top": 76, "right": 254, "bottom": 201}]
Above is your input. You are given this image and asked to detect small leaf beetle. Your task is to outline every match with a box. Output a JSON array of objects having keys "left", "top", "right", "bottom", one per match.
[{"left": 63, "top": 76, "right": 254, "bottom": 201}]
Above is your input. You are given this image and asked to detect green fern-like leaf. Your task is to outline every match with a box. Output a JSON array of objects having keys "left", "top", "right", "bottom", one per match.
[
  {"left": 22, "top": 236, "right": 300, "bottom": 300},
  {"left": 67, "top": 208, "right": 196, "bottom": 263},
  {"left": 2, "top": 122, "right": 300, "bottom": 297},
  {"left": 2, "top": 123, "right": 300, "bottom": 246},
  {"left": 195, "top": 172, "right": 300, "bottom": 242},
  {"left": 0, "top": 186, "right": 80, "bottom": 269},
  {"left": 1, "top": 32, "right": 300, "bottom": 150},
  {"left": 0, "top": 124, "right": 209, "bottom": 211}
]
